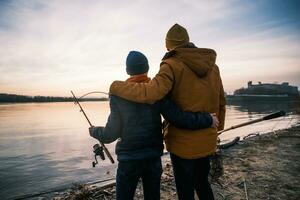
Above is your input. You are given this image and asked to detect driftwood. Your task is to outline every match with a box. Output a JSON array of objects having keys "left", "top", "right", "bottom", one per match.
[
  {"left": 219, "top": 137, "right": 240, "bottom": 149},
  {"left": 243, "top": 133, "right": 260, "bottom": 140}
]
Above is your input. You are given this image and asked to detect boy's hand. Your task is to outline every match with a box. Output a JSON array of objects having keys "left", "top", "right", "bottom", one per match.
[{"left": 210, "top": 113, "right": 219, "bottom": 128}]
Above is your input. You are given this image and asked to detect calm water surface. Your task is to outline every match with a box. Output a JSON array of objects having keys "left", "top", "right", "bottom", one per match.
[{"left": 0, "top": 100, "right": 299, "bottom": 199}]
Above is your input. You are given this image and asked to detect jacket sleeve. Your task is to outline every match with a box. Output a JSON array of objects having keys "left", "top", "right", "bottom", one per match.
[
  {"left": 159, "top": 98, "right": 213, "bottom": 130},
  {"left": 218, "top": 78, "right": 226, "bottom": 131},
  {"left": 90, "top": 96, "right": 122, "bottom": 143},
  {"left": 109, "top": 64, "right": 174, "bottom": 104}
]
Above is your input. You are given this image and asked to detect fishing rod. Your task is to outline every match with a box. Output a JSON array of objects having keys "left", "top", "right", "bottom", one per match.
[
  {"left": 218, "top": 110, "right": 286, "bottom": 135},
  {"left": 71, "top": 91, "right": 115, "bottom": 166}
]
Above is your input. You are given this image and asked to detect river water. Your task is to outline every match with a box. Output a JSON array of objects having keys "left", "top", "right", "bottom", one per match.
[{"left": 0, "top": 100, "right": 299, "bottom": 199}]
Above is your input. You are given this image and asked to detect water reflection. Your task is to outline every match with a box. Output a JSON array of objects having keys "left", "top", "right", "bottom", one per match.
[{"left": 227, "top": 99, "right": 300, "bottom": 115}]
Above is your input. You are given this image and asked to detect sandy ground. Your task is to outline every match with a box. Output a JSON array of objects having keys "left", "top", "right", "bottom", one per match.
[
  {"left": 217, "top": 124, "right": 300, "bottom": 200},
  {"left": 53, "top": 124, "right": 300, "bottom": 200}
]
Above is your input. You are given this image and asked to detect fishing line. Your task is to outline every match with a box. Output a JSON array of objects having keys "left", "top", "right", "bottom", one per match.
[{"left": 78, "top": 91, "right": 109, "bottom": 99}]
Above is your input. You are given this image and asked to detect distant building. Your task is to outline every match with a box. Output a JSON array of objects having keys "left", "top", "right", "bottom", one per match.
[{"left": 234, "top": 81, "right": 299, "bottom": 96}]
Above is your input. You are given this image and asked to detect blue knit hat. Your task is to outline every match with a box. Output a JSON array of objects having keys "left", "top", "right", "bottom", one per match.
[{"left": 126, "top": 51, "right": 149, "bottom": 75}]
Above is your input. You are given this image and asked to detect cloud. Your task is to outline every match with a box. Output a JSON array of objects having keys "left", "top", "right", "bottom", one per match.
[{"left": 0, "top": 0, "right": 299, "bottom": 95}]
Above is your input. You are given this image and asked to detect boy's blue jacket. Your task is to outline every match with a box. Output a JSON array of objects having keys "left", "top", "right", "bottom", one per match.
[{"left": 91, "top": 95, "right": 212, "bottom": 161}]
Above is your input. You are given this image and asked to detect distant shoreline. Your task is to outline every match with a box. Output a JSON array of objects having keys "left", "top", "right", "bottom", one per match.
[
  {"left": 2, "top": 93, "right": 299, "bottom": 104},
  {"left": 0, "top": 93, "right": 108, "bottom": 103}
]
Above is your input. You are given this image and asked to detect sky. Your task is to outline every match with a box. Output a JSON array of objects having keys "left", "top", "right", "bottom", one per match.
[{"left": 0, "top": 0, "right": 299, "bottom": 96}]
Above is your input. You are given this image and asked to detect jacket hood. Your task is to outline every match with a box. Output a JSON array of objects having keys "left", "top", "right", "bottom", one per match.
[{"left": 163, "top": 46, "right": 217, "bottom": 77}]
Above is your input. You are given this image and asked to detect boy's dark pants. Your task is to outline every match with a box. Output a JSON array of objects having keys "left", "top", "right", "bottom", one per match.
[
  {"left": 170, "top": 153, "right": 215, "bottom": 200},
  {"left": 116, "top": 157, "right": 162, "bottom": 200}
]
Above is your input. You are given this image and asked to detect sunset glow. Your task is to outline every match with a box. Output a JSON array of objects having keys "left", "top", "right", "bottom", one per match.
[{"left": 0, "top": 0, "right": 299, "bottom": 96}]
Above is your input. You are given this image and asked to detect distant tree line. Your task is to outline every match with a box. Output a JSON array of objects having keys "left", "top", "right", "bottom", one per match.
[{"left": 0, "top": 93, "right": 108, "bottom": 103}]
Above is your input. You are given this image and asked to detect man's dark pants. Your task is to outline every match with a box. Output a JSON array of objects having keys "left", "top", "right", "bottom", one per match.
[
  {"left": 170, "top": 153, "right": 215, "bottom": 200},
  {"left": 116, "top": 157, "right": 162, "bottom": 200}
]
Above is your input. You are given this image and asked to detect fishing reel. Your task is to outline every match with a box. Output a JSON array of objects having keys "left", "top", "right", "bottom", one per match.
[{"left": 92, "top": 143, "right": 105, "bottom": 167}]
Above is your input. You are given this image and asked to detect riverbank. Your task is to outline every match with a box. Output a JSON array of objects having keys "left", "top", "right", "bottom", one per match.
[
  {"left": 0, "top": 93, "right": 108, "bottom": 103},
  {"left": 50, "top": 124, "right": 300, "bottom": 199}
]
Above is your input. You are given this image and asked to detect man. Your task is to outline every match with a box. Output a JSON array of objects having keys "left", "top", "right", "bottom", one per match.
[
  {"left": 89, "top": 50, "right": 219, "bottom": 200},
  {"left": 109, "top": 24, "right": 226, "bottom": 200}
]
